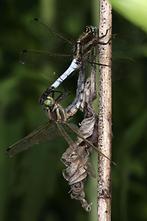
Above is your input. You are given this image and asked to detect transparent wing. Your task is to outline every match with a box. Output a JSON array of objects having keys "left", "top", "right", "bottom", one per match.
[
  {"left": 56, "top": 123, "right": 76, "bottom": 147},
  {"left": 64, "top": 122, "right": 116, "bottom": 166},
  {"left": 6, "top": 122, "right": 60, "bottom": 157}
]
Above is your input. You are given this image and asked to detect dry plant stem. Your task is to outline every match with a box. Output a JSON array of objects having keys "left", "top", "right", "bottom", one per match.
[{"left": 97, "top": 0, "right": 112, "bottom": 221}]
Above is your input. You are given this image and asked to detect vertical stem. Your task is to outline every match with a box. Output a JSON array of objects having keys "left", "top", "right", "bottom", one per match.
[{"left": 97, "top": 0, "right": 112, "bottom": 221}]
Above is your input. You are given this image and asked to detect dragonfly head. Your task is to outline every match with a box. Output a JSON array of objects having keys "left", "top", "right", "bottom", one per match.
[
  {"left": 43, "top": 96, "right": 55, "bottom": 110},
  {"left": 85, "top": 26, "right": 97, "bottom": 35},
  {"left": 39, "top": 87, "right": 55, "bottom": 105}
]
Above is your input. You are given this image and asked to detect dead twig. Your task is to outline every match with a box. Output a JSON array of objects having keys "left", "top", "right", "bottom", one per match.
[{"left": 97, "top": 0, "right": 112, "bottom": 220}]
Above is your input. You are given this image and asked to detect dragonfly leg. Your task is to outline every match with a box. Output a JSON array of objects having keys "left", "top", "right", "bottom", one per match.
[
  {"left": 98, "top": 27, "right": 112, "bottom": 45},
  {"left": 87, "top": 60, "right": 110, "bottom": 67},
  {"left": 98, "top": 27, "right": 111, "bottom": 40},
  {"left": 98, "top": 37, "right": 111, "bottom": 45},
  {"left": 54, "top": 90, "right": 69, "bottom": 103}
]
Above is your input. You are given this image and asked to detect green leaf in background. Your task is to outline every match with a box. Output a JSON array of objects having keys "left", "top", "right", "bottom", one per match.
[{"left": 110, "top": 0, "right": 147, "bottom": 32}]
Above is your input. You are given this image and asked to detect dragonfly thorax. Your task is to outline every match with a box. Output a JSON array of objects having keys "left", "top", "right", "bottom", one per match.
[
  {"left": 43, "top": 96, "right": 67, "bottom": 122},
  {"left": 48, "top": 104, "right": 67, "bottom": 122},
  {"left": 74, "top": 26, "right": 98, "bottom": 62}
]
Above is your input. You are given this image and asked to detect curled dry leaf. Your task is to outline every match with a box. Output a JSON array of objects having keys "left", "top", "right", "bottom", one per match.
[
  {"left": 62, "top": 55, "right": 97, "bottom": 211},
  {"left": 61, "top": 104, "right": 97, "bottom": 211}
]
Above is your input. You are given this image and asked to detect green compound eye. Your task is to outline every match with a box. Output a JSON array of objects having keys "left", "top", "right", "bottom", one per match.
[{"left": 44, "top": 96, "right": 54, "bottom": 107}]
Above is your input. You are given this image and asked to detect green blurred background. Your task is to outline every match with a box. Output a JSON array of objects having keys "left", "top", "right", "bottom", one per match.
[{"left": 0, "top": 0, "right": 147, "bottom": 221}]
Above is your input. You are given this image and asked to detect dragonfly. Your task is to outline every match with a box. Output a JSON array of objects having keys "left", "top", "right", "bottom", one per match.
[
  {"left": 6, "top": 92, "right": 114, "bottom": 164},
  {"left": 21, "top": 20, "right": 109, "bottom": 112},
  {"left": 39, "top": 25, "right": 110, "bottom": 105}
]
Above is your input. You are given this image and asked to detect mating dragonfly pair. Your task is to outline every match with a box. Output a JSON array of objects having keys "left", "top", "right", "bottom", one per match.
[
  {"left": 6, "top": 23, "right": 113, "bottom": 211},
  {"left": 7, "top": 24, "right": 105, "bottom": 157}
]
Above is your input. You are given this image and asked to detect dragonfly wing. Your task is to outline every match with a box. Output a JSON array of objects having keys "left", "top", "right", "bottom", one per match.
[
  {"left": 64, "top": 122, "right": 116, "bottom": 166},
  {"left": 56, "top": 123, "right": 75, "bottom": 147},
  {"left": 6, "top": 122, "right": 60, "bottom": 157}
]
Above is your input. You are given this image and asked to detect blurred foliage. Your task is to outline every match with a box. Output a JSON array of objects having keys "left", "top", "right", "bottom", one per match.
[
  {"left": 0, "top": 0, "right": 147, "bottom": 221},
  {"left": 110, "top": 0, "right": 147, "bottom": 32}
]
